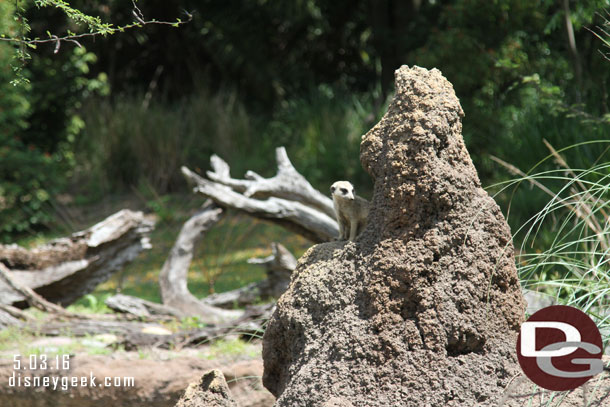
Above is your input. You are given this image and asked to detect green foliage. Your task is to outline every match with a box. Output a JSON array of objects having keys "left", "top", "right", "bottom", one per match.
[
  {"left": 410, "top": 0, "right": 610, "bottom": 180},
  {"left": 265, "top": 86, "right": 377, "bottom": 191},
  {"left": 76, "top": 85, "right": 377, "bottom": 198},
  {"left": 67, "top": 293, "right": 113, "bottom": 314},
  {"left": 204, "top": 337, "right": 261, "bottom": 359},
  {"left": 0, "top": 3, "right": 108, "bottom": 241}
]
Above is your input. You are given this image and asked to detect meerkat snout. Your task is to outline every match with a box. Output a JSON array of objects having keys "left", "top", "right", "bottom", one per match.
[{"left": 330, "top": 181, "right": 369, "bottom": 241}]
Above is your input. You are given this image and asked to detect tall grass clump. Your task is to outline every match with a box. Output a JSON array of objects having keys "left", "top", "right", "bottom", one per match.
[
  {"left": 492, "top": 141, "right": 610, "bottom": 350},
  {"left": 75, "top": 89, "right": 254, "bottom": 198}
]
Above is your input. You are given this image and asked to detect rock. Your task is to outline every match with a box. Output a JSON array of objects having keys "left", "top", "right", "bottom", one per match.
[
  {"left": 175, "top": 369, "right": 237, "bottom": 407},
  {"left": 262, "top": 66, "right": 526, "bottom": 406}
]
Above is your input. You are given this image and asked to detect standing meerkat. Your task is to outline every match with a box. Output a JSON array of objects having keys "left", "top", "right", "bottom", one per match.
[{"left": 330, "top": 180, "right": 369, "bottom": 241}]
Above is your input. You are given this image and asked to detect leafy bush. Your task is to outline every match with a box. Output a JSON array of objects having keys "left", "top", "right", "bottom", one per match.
[
  {"left": 0, "top": 3, "right": 107, "bottom": 241},
  {"left": 76, "top": 89, "right": 253, "bottom": 196}
]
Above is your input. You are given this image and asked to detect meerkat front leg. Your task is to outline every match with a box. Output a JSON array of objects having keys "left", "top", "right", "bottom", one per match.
[
  {"left": 337, "top": 216, "right": 347, "bottom": 240},
  {"left": 349, "top": 219, "right": 359, "bottom": 241}
]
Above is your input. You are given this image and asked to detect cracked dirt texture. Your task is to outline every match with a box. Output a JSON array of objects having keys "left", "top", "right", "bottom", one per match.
[{"left": 262, "top": 65, "right": 528, "bottom": 406}]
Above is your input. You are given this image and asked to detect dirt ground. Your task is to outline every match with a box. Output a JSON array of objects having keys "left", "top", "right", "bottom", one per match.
[{"left": 0, "top": 344, "right": 274, "bottom": 407}]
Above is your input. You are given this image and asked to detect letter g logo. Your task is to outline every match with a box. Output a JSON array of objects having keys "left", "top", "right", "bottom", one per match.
[{"left": 517, "top": 306, "right": 603, "bottom": 391}]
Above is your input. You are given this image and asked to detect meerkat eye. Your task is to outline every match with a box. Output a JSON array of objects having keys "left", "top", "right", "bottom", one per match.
[
  {"left": 330, "top": 186, "right": 336, "bottom": 193},
  {"left": 340, "top": 188, "right": 347, "bottom": 194}
]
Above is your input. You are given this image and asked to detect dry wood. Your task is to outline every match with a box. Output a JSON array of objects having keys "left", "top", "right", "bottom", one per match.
[
  {"left": 203, "top": 242, "right": 296, "bottom": 308},
  {"left": 0, "top": 209, "right": 154, "bottom": 307},
  {"left": 207, "top": 147, "right": 335, "bottom": 218},
  {"left": 0, "top": 262, "right": 74, "bottom": 316},
  {"left": 159, "top": 201, "right": 242, "bottom": 324},
  {"left": 182, "top": 147, "right": 339, "bottom": 242},
  {"left": 105, "top": 294, "right": 184, "bottom": 318},
  {"left": 23, "top": 304, "right": 274, "bottom": 350},
  {"left": 0, "top": 310, "right": 22, "bottom": 329}
]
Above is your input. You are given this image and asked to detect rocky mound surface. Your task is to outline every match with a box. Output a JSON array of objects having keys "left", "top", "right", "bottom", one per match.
[{"left": 262, "top": 65, "right": 526, "bottom": 406}]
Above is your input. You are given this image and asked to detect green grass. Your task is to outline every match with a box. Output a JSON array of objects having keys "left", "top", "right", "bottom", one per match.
[
  {"left": 203, "top": 337, "right": 261, "bottom": 360},
  {"left": 492, "top": 146, "right": 610, "bottom": 341}
]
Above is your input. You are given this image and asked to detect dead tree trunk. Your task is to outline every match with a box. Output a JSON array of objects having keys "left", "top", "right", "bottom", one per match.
[
  {"left": 0, "top": 210, "right": 154, "bottom": 307},
  {"left": 159, "top": 201, "right": 242, "bottom": 324},
  {"left": 182, "top": 147, "right": 339, "bottom": 243}
]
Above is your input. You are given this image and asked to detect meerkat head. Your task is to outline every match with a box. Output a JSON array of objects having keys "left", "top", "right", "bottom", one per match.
[{"left": 330, "top": 180, "right": 355, "bottom": 200}]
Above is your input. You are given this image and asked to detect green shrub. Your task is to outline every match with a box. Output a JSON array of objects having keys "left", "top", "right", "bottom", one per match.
[{"left": 0, "top": 1, "right": 107, "bottom": 241}]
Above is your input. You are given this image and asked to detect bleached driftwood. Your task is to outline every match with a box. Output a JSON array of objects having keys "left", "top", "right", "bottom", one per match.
[
  {"left": 159, "top": 201, "right": 242, "bottom": 324},
  {"left": 0, "top": 304, "right": 32, "bottom": 329},
  {"left": 105, "top": 294, "right": 184, "bottom": 318},
  {"left": 207, "top": 147, "right": 335, "bottom": 218},
  {"left": 203, "top": 242, "right": 296, "bottom": 309},
  {"left": 0, "top": 210, "right": 154, "bottom": 307},
  {"left": 181, "top": 147, "right": 339, "bottom": 243}
]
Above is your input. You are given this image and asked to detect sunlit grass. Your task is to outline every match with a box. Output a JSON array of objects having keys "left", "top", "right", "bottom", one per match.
[{"left": 490, "top": 141, "right": 610, "bottom": 350}]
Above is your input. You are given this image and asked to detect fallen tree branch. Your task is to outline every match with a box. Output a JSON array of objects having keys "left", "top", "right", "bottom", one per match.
[
  {"left": 105, "top": 294, "right": 184, "bottom": 318},
  {"left": 182, "top": 155, "right": 338, "bottom": 243},
  {"left": 0, "top": 263, "right": 74, "bottom": 317},
  {"left": 23, "top": 304, "right": 275, "bottom": 350},
  {"left": 0, "top": 209, "right": 154, "bottom": 307},
  {"left": 207, "top": 147, "right": 335, "bottom": 218},
  {"left": 159, "top": 201, "right": 242, "bottom": 324}
]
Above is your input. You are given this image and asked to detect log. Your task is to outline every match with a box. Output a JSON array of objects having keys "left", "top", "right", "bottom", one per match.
[
  {"left": 181, "top": 147, "right": 339, "bottom": 243},
  {"left": 105, "top": 294, "right": 184, "bottom": 318},
  {"left": 159, "top": 202, "right": 242, "bottom": 324},
  {"left": 0, "top": 303, "right": 27, "bottom": 329},
  {"left": 203, "top": 242, "right": 296, "bottom": 309},
  {"left": 0, "top": 262, "right": 74, "bottom": 316},
  {"left": 0, "top": 210, "right": 154, "bottom": 307}
]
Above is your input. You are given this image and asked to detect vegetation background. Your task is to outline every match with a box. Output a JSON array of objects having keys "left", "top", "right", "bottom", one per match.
[{"left": 1, "top": 0, "right": 609, "bottom": 317}]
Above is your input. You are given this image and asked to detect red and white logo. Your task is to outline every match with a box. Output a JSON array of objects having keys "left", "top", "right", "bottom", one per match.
[{"left": 516, "top": 305, "right": 603, "bottom": 391}]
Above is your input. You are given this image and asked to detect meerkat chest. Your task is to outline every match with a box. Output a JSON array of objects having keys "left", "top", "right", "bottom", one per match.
[{"left": 332, "top": 197, "right": 351, "bottom": 220}]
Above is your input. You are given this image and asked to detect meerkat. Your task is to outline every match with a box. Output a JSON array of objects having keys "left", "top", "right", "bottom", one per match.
[{"left": 330, "top": 180, "right": 369, "bottom": 241}]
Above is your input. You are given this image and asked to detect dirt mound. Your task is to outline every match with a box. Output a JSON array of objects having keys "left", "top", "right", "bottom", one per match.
[
  {"left": 262, "top": 65, "right": 526, "bottom": 406},
  {"left": 175, "top": 369, "right": 236, "bottom": 407}
]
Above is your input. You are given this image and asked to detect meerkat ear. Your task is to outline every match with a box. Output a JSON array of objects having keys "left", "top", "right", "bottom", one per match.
[{"left": 330, "top": 186, "right": 336, "bottom": 193}]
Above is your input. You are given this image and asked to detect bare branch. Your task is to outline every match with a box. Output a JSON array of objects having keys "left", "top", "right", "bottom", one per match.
[
  {"left": 0, "top": 262, "right": 74, "bottom": 317},
  {"left": 185, "top": 165, "right": 338, "bottom": 242},
  {"left": 207, "top": 147, "right": 335, "bottom": 219}
]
